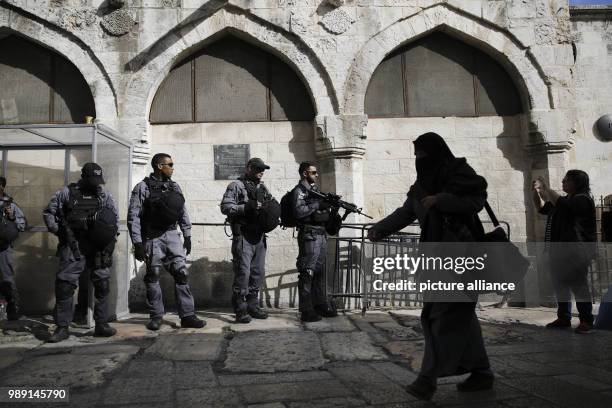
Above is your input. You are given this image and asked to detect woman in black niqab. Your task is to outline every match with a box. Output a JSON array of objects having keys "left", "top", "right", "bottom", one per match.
[
  {"left": 367, "top": 132, "right": 493, "bottom": 400},
  {"left": 413, "top": 132, "right": 455, "bottom": 194}
]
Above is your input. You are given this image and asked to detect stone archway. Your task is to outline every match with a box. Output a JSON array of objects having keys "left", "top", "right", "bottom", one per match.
[
  {"left": 0, "top": 5, "right": 118, "bottom": 126},
  {"left": 122, "top": 6, "right": 338, "bottom": 156},
  {"left": 343, "top": 4, "right": 551, "bottom": 116}
]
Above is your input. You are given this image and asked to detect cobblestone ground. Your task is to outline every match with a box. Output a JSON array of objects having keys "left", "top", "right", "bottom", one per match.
[{"left": 1, "top": 307, "right": 612, "bottom": 407}]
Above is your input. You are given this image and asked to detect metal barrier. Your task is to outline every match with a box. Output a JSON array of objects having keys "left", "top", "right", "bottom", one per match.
[
  {"left": 329, "top": 221, "right": 612, "bottom": 313},
  {"left": 329, "top": 224, "right": 421, "bottom": 313},
  {"left": 592, "top": 198, "right": 612, "bottom": 301}
]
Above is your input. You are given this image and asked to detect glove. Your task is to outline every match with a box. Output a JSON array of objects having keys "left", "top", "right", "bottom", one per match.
[
  {"left": 245, "top": 199, "right": 259, "bottom": 215},
  {"left": 133, "top": 242, "right": 146, "bottom": 262},
  {"left": 318, "top": 201, "right": 332, "bottom": 211},
  {"left": 183, "top": 236, "right": 191, "bottom": 256}
]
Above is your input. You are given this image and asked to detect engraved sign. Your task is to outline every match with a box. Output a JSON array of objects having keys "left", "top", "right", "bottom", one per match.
[{"left": 214, "top": 144, "right": 250, "bottom": 180}]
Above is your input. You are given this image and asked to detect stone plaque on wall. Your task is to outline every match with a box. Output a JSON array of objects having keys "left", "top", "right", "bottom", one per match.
[{"left": 214, "top": 144, "right": 250, "bottom": 180}]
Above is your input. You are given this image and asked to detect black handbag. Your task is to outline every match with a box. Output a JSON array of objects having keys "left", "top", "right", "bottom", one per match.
[{"left": 469, "top": 202, "right": 530, "bottom": 294}]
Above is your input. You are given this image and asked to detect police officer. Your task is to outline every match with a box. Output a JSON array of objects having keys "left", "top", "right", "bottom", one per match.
[
  {"left": 43, "top": 163, "right": 119, "bottom": 342},
  {"left": 128, "top": 153, "right": 204, "bottom": 331},
  {"left": 221, "top": 158, "right": 272, "bottom": 323},
  {"left": 292, "top": 162, "right": 339, "bottom": 322},
  {"left": 0, "top": 177, "right": 27, "bottom": 321}
]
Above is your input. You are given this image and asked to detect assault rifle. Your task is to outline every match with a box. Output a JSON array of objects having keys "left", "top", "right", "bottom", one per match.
[
  {"left": 0, "top": 197, "right": 12, "bottom": 221},
  {"left": 308, "top": 190, "right": 373, "bottom": 221},
  {"left": 57, "top": 206, "right": 82, "bottom": 261}
]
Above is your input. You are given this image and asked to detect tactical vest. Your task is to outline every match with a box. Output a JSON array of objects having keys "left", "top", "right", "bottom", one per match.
[
  {"left": 240, "top": 178, "right": 271, "bottom": 203},
  {"left": 65, "top": 184, "right": 102, "bottom": 231},
  {"left": 143, "top": 177, "right": 185, "bottom": 230},
  {"left": 298, "top": 184, "right": 330, "bottom": 226}
]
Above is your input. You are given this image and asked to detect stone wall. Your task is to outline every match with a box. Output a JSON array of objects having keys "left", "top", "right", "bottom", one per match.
[
  {"left": 570, "top": 7, "right": 612, "bottom": 201},
  {"left": 365, "top": 116, "right": 529, "bottom": 241}
]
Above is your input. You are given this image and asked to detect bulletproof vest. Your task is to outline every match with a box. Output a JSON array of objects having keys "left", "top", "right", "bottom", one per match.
[
  {"left": 300, "top": 184, "right": 330, "bottom": 226},
  {"left": 0, "top": 198, "right": 19, "bottom": 247},
  {"left": 65, "top": 184, "right": 102, "bottom": 231},
  {"left": 241, "top": 178, "right": 271, "bottom": 203},
  {"left": 143, "top": 177, "right": 185, "bottom": 230}
]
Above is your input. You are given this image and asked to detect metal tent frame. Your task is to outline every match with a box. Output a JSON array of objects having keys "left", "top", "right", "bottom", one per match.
[{"left": 0, "top": 123, "right": 133, "bottom": 326}]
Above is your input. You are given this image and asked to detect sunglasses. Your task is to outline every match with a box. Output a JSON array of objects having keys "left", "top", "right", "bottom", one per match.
[
  {"left": 307, "top": 170, "right": 318, "bottom": 175},
  {"left": 160, "top": 163, "right": 174, "bottom": 168}
]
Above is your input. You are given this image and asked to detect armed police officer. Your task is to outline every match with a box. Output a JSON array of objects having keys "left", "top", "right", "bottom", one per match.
[
  {"left": 291, "top": 162, "right": 340, "bottom": 322},
  {"left": 43, "top": 163, "right": 119, "bottom": 342},
  {"left": 0, "top": 176, "right": 27, "bottom": 321},
  {"left": 128, "top": 153, "right": 204, "bottom": 331},
  {"left": 221, "top": 158, "right": 276, "bottom": 323}
]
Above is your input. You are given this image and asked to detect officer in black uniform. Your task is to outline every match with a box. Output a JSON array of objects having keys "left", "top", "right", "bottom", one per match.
[
  {"left": 220, "top": 158, "right": 273, "bottom": 323},
  {"left": 43, "top": 163, "right": 119, "bottom": 342},
  {"left": 291, "top": 162, "right": 339, "bottom": 322},
  {"left": 0, "top": 176, "right": 27, "bottom": 321},
  {"left": 128, "top": 153, "right": 204, "bottom": 331}
]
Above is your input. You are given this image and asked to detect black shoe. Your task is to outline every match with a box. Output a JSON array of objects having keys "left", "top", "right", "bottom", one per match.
[
  {"left": 7, "top": 310, "right": 22, "bottom": 321},
  {"left": 94, "top": 323, "right": 117, "bottom": 337},
  {"left": 300, "top": 310, "right": 322, "bottom": 322},
  {"left": 6, "top": 304, "right": 22, "bottom": 321},
  {"left": 181, "top": 315, "right": 206, "bottom": 328},
  {"left": 235, "top": 311, "right": 252, "bottom": 324},
  {"left": 546, "top": 318, "right": 571, "bottom": 329},
  {"left": 48, "top": 326, "right": 70, "bottom": 343},
  {"left": 457, "top": 372, "right": 495, "bottom": 392},
  {"left": 248, "top": 307, "right": 268, "bottom": 319},
  {"left": 72, "top": 313, "right": 87, "bottom": 325},
  {"left": 406, "top": 377, "right": 436, "bottom": 401},
  {"left": 146, "top": 318, "right": 162, "bottom": 331},
  {"left": 575, "top": 321, "right": 593, "bottom": 334},
  {"left": 314, "top": 304, "right": 338, "bottom": 318}
]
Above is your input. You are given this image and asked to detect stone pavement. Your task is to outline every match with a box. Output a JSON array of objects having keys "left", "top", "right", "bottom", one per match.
[{"left": 1, "top": 306, "right": 612, "bottom": 407}]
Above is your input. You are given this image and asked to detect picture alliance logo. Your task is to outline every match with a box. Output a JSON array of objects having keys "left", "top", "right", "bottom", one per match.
[{"left": 372, "top": 253, "right": 488, "bottom": 275}]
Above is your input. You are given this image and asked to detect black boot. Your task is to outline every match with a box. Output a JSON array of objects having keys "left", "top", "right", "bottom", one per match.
[
  {"left": 72, "top": 313, "right": 87, "bottom": 325},
  {"left": 314, "top": 303, "right": 338, "bottom": 318},
  {"left": 146, "top": 317, "right": 162, "bottom": 331},
  {"left": 235, "top": 310, "right": 252, "bottom": 324},
  {"left": 48, "top": 326, "right": 70, "bottom": 343},
  {"left": 300, "top": 310, "right": 322, "bottom": 322},
  {"left": 6, "top": 302, "right": 22, "bottom": 321},
  {"left": 246, "top": 292, "right": 267, "bottom": 319},
  {"left": 94, "top": 323, "right": 117, "bottom": 337},
  {"left": 405, "top": 376, "right": 436, "bottom": 401},
  {"left": 181, "top": 315, "right": 206, "bottom": 328},
  {"left": 248, "top": 307, "right": 268, "bottom": 319}
]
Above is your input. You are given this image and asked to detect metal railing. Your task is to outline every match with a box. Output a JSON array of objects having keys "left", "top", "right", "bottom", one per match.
[{"left": 328, "top": 221, "right": 612, "bottom": 313}]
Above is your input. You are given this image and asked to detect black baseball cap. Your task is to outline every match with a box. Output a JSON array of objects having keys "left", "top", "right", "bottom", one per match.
[
  {"left": 81, "top": 162, "right": 105, "bottom": 186},
  {"left": 247, "top": 157, "right": 270, "bottom": 171}
]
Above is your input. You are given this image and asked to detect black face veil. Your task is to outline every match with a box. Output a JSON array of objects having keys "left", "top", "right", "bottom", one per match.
[{"left": 413, "top": 132, "right": 455, "bottom": 194}]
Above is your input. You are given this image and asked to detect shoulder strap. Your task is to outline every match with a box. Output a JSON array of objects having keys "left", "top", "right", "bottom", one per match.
[{"left": 484, "top": 201, "right": 500, "bottom": 227}]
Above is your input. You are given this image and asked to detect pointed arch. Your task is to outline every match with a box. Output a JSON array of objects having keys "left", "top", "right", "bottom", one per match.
[
  {"left": 0, "top": 4, "right": 117, "bottom": 124},
  {"left": 344, "top": 4, "right": 551, "bottom": 115},
  {"left": 124, "top": 7, "right": 337, "bottom": 134}
]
